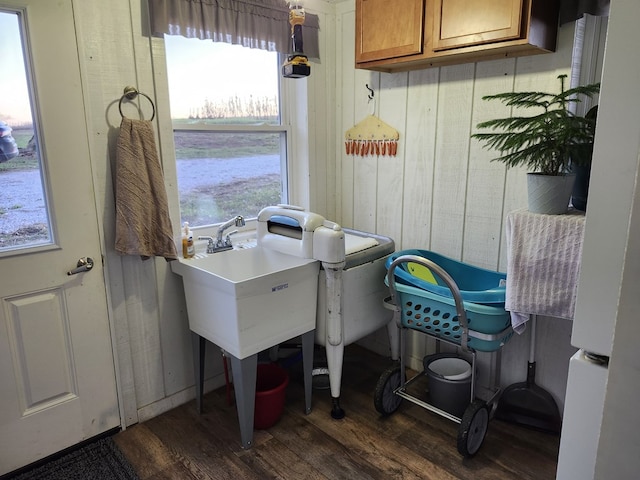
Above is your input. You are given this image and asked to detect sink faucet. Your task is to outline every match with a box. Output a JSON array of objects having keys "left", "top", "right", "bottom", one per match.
[
  {"left": 217, "top": 215, "right": 245, "bottom": 246},
  {"left": 197, "top": 216, "right": 246, "bottom": 254}
]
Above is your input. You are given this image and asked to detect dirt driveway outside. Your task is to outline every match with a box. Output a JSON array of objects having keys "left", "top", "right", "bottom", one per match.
[{"left": 0, "top": 153, "right": 280, "bottom": 245}]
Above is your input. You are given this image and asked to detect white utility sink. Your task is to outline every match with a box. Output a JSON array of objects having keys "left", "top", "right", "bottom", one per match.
[{"left": 171, "top": 246, "right": 319, "bottom": 359}]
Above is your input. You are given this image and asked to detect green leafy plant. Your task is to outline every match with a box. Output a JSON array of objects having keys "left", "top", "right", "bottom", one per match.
[{"left": 472, "top": 75, "right": 600, "bottom": 175}]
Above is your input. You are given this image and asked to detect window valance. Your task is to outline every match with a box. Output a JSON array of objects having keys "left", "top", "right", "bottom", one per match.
[
  {"left": 148, "top": 0, "right": 320, "bottom": 60},
  {"left": 560, "top": 0, "right": 610, "bottom": 25}
]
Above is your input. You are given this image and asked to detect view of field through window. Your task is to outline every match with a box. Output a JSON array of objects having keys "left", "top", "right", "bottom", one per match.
[
  {"left": 0, "top": 10, "right": 51, "bottom": 251},
  {"left": 165, "top": 36, "right": 287, "bottom": 227}
]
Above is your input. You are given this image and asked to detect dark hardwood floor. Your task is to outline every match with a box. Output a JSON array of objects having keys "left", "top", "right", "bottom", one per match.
[{"left": 114, "top": 345, "right": 559, "bottom": 479}]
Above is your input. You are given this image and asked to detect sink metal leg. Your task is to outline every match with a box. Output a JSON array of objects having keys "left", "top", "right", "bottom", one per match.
[
  {"left": 228, "top": 353, "right": 258, "bottom": 449},
  {"left": 300, "top": 330, "right": 314, "bottom": 415},
  {"left": 191, "top": 332, "right": 206, "bottom": 414}
]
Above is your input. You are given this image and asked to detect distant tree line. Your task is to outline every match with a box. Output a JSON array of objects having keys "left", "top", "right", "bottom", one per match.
[{"left": 189, "top": 95, "right": 278, "bottom": 119}]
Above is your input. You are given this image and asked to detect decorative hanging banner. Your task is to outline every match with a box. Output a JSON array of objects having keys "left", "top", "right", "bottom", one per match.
[{"left": 345, "top": 114, "right": 399, "bottom": 157}]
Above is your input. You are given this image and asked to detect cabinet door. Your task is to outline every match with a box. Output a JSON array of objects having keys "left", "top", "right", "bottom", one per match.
[
  {"left": 433, "top": 0, "right": 524, "bottom": 51},
  {"left": 356, "top": 0, "right": 425, "bottom": 63}
]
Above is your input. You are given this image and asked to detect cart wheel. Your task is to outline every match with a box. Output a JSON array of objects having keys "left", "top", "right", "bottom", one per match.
[
  {"left": 373, "top": 366, "right": 403, "bottom": 415},
  {"left": 457, "top": 400, "right": 489, "bottom": 458}
]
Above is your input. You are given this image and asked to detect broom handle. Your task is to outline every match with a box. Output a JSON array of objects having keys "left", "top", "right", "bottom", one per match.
[{"left": 529, "top": 314, "right": 537, "bottom": 364}]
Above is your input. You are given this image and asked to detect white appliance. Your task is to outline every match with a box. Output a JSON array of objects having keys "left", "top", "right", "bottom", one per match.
[
  {"left": 557, "top": 2, "right": 640, "bottom": 478},
  {"left": 314, "top": 228, "right": 397, "bottom": 419},
  {"left": 258, "top": 206, "right": 397, "bottom": 419}
]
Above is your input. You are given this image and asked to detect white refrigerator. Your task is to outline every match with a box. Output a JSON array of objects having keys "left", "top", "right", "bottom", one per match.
[{"left": 556, "top": 2, "right": 640, "bottom": 478}]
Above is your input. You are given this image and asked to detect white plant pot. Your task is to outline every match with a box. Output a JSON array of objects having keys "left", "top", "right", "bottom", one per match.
[{"left": 527, "top": 173, "right": 576, "bottom": 215}]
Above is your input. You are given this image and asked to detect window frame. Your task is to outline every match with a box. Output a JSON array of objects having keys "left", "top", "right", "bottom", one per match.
[
  {"left": 0, "top": 7, "right": 57, "bottom": 256},
  {"left": 170, "top": 122, "right": 291, "bottom": 220},
  {"left": 162, "top": 40, "right": 293, "bottom": 228}
]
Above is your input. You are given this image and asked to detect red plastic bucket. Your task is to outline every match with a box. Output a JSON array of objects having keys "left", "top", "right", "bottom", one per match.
[{"left": 254, "top": 363, "right": 289, "bottom": 429}]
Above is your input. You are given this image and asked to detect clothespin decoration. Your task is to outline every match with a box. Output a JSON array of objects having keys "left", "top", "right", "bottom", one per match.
[
  {"left": 345, "top": 83, "right": 399, "bottom": 157},
  {"left": 345, "top": 114, "right": 399, "bottom": 157}
]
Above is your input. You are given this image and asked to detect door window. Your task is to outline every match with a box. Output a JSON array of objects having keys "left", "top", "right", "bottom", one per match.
[{"left": 0, "top": 10, "right": 52, "bottom": 253}]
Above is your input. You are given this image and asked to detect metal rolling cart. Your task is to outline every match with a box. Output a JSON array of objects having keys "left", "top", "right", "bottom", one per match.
[{"left": 374, "top": 252, "right": 514, "bottom": 457}]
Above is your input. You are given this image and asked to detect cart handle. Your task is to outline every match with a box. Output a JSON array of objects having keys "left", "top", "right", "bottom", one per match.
[{"left": 387, "top": 254, "right": 471, "bottom": 352}]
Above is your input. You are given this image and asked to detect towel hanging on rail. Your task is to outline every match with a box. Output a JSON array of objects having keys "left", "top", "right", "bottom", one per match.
[
  {"left": 114, "top": 117, "right": 177, "bottom": 261},
  {"left": 345, "top": 114, "right": 399, "bottom": 157}
]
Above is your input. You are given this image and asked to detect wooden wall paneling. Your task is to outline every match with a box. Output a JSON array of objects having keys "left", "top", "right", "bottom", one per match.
[
  {"left": 126, "top": 0, "right": 195, "bottom": 405},
  {"left": 118, "top": 0, "right": 176, "bottom": 410},
  {"left": 72, "top": 0, "right": 147, "bottom": 426},
  {"left": 338, "top": 7, "right": 357, "bottom": 227},
  {"left": 145, "top": 35, "right": 194, "bottom": 399},
  {"left": 375, "top": 72, "right": 409, "bottom": 244},
  {"left": 352, "top": 69, "right": 379, "bottom": 234},
  {"left": 306, "top": 8, "right": 335, "bottom": 221},
  {"left": 430, "top": 63, "right": 476, "bottom": 258},
  {"left": 497, "top": 165, "right": 528, "bottom": 272},
  {"left": 372, "top": 71, "right": 413, "bottom": 359},
  {"left": 462, "top": 59, "right": 516, "bottom": 388},
  {"left": 401, "top": 68, "right": 440, "bottom": 250},
  {"left": 287, "top": 77, "right": 312, "bottom": 208},
  {"left": 306, "top": 53, "right": 321, "bottom": 213},
  {"left": 534, "top": 315, "right": 576, "bottom": 414},
  {"left": 322, "top": 11, "right": 338, "bottom": 223},
  {"left": 121, "top": 257, "right": 166, "bottom": 408},
  {"left": 355, "top": 69, "right": 409, "bottom": 360},
  {"left": 463, "top": 58, "right": 516, "bottom": 271}
]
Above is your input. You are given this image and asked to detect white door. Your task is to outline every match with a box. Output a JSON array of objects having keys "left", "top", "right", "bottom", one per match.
[{"left": 0, "top": 0, "right": 120, "bottom": 474}]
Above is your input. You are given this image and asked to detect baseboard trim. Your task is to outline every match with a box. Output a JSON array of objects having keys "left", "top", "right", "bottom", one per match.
[{"left": 136, "top": 374, "right": 225, "bottom": 423}]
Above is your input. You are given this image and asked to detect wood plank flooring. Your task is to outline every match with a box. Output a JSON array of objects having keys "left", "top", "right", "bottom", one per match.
[{"left": 114, "top": 345, "right": 559, "bottom": 479}]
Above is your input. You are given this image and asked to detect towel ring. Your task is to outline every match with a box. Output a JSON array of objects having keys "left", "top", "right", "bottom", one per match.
[{"left": 118, "top": 86, "right": 156, "bottom": 121}]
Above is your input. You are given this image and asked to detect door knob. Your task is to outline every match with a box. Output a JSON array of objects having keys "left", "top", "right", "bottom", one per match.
[{"left": 67, "top": 257, "right": 94, "bottom": 275}]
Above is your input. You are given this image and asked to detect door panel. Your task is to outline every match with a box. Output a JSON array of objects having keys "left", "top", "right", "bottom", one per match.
[
  {"left": 5, "top": 289, "right": 77, "bottom": 414},
  {"left": 0, "top": 0, "right": 119, "bottom": 474}
]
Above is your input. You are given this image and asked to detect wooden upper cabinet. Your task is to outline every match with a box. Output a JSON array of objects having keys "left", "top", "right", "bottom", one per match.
[
  {"left": 433, "top": 0, "right": 524, "bottom": 51},
  {"left": 356, "top": 0, "right": 425, "bottom": 63},
  {"left": 356, "top": 0, "right": 559, "bottom": 72}
]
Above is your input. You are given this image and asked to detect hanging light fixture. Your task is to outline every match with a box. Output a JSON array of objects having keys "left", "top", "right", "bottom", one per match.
[{"left": 282, "top": 0, "right": 311, "bottom": 78}]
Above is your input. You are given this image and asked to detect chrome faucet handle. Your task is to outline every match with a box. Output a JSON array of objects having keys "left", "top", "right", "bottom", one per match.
[
  {"left": 197, "top": 236, "right": 216, "bottom": 253},
  {"left": 224, "top": 230, "right": 239, "bottom": 245}
]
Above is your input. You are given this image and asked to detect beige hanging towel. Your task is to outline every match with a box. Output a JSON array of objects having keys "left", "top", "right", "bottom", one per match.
[
  {"left": 115, "top": 118, "right": 178, "bottom": 261},
  {"left": 345, "top": 114, "right": 399, "bottom": 157}
]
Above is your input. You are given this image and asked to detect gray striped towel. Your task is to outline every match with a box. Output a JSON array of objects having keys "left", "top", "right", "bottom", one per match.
[
  {"left": 505, "top": 209, "right": 586, "bottom": 333},
  {"left": 115, "top": 118, "right": 178, "bottom": 261}
]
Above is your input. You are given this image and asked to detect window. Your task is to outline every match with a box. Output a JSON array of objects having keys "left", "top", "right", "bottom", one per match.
[
  {"left": 0, "top": 10, "right": 52, "bottom": 252},
  {"left": 164, "top": 36, "right": 288, "bottom": 227}
]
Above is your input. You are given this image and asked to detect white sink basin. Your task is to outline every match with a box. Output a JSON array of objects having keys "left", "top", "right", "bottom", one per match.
[{"left": 171, "top": 246, "right": 319, "bottom": 359}]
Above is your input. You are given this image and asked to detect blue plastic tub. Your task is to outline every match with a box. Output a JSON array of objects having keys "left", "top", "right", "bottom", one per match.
[
  {"left": 385, "top": 249, "right": 506, "bottom": 306},
  {"left": 385, "top": 277, "right": 512, "bottom": 352}
]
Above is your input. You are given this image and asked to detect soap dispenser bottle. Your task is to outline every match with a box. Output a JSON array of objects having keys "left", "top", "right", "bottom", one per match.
[{"left": 182, "top": 222, "right": 195, "bottom": 258}]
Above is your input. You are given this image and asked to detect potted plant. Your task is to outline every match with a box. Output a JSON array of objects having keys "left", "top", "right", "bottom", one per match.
[{"left": 472, "top": 74, "right": 600, "bottom": 214}]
